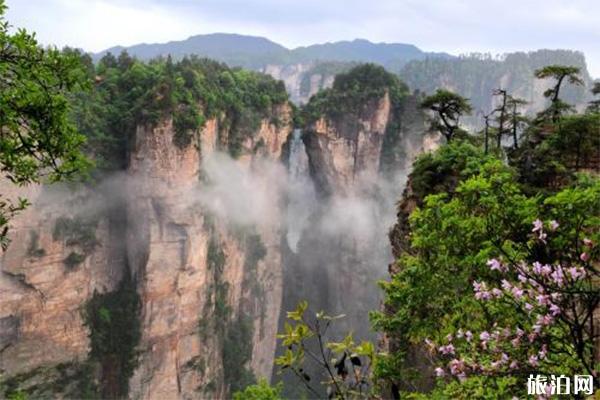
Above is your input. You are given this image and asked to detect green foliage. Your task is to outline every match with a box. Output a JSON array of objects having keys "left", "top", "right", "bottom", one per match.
[
  {"left": 420, "top": 89, "right": 472, "bottom": 142},
  {"left": 83, "top": 275, "right": 141, "bottom": 398},
  {"left": 0, "top": 361, "right": 100, "bottom": 399},
  {"left": 233, "top": 379, "right": 283, "bottom": 400},
  {"left": 0, "top": 1, "right": 91, "bottom": 247},
  {"left": 408, "top": 141, "right": 486, "bottom": 203},
  {"left": 534, "top": 64, "right": 583, "bottom": 122},
  {"left": 200, "top": 226, "right": 259, "bottom": 395},
  {"left": 403, "top": 376, "right": 519, "bottom": 400},
  {"left": 513, "top": 112, "right": 600, "bottom": 190},
  {"left": 302, "top": 63, "right": 408, "bottom": 123},
  {"left": 7, "top": 390, "right": 27, "bottom": 400},
  {"left": 224, "top": 316, "right": 257, "bottom": 393}
]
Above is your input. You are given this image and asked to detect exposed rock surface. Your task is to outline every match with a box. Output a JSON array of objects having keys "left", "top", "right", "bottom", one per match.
[
  {"left": 0, "top": 183, "right": 123, "bottom": 379},
  {"left": 0, "top": 104, "right": 292, "bottom": 399}
]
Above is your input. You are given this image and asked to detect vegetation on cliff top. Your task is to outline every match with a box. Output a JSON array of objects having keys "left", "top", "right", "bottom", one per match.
[
  {"left": 301, "top": 63, "right": 409, "bottom": 124},
  {"left": 70, "top": 52, "right": 289, "bottom": 169}
]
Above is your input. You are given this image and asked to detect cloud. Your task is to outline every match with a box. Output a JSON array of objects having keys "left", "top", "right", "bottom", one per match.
[{"left": 5, "top": 0, "right": 600, "bottom": 76}]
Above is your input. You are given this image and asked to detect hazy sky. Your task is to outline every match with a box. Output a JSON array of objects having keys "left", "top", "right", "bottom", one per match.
[{"left": 6, "top": 0, "right": 600, "bottom": 77}]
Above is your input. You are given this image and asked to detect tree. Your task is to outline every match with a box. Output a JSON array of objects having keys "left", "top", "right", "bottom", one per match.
[
  {"left": 421, "top": 89, "right": 472, "bottom": 142},
  {"left": 506, "top": 96, "right": 528, "bottom": 149},
  {"left": 481, "top": 110, "right": 494, "bottom": 155},
  {"left": 534, "top": 65, "right": 583, "bottom": 122},
  {"left": 492, "top": 88, "right": 508, "bottom": 148},
  {"left": 0, "top": 0, "right": 90, "bottom": 248},
  {"left": 233, "top": 380, "right": 283, "bottom": 400},
  {"left": 373, "top": 141, "right": 599, "bottom": 397}
]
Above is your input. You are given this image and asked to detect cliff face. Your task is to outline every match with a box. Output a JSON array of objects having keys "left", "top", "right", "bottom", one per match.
[
  {"left": 303, "top": 93, "right": 391, "bottom": 196},
  {"left": 280, "top": 87, "right": 436, "bottom": 379},
  {"left": 0, "top": 104, "right": 292, "bottom": 399},
  {"left": 0, "top": 184, "right": 123, "bottom": 376},
  {"left": 126, "top": 110, "right": 290, "bottom": 399}
]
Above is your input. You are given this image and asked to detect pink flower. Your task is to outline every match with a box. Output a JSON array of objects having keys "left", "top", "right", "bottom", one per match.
[
  {"left": 580, "top": 252, "right": 590, "bottom": 262},
  {"left": 536, "top": 294, "right": 549, "bottom": 306},
  {"left": 549, "top": 220, "right": 559, "bottom": 230},
  {"left": 525, "top": 303, "right": 534, "bottom": 312},
  {"left": 583, "top": 238, "right": 593, "bottom": 247},
  {"left": 533, "top": 324, "right": 542, "bottom": 333},
  {"left": 487, "top": 258, "right": 502, "bottom": 271},
  {"left": 532, "top": 219, "right": 543, "bottom": 232},
  {"left": 551, "top": 267, "right": 564, "bottom": 286},
  {"left": 492, "top": 288, "right": 503, "bottom": 298},
  {"left": 549, "top": 303, "right": 561, "bottom": 316},
  {"left": 518, "top": 274, "right": 528, "bottom": 283},
  {"left": 480, "top": 331, "right": 490, "bottom": 341},
  {"left": 435, "top": 367, "right": 445, "bottom": 377},
  {"left": 528, "top": 355, "right": 539, "bottom": 366},
  {"left": 511, "top": 286, "right": 524, "bottom": 299},
  {"left": 501, "top": 279, "right": 512, "bottom": 291},
  {"left": 439, "top": 344, "right": 455, "bottom": 355},
  {"left": 528, "top": 278, "right": 539, "bottom": 287},
  {"left": 509, "top": 361, "right": 518, "bottom": 369},
  {"left": 539, "top": 314, "right": 553, "bottom": 326},
  {"left": 540, "top": 264, "right": 552, "bottom": 276},
  {"left": 532, "top": 262, "right": 543, "bottom": 275},
  {"left": 465, "top": 331, "right": 473, "bottom": 342},
  {"left": 568, "top": 267, "right": 584, "bottom": 280},
  {"left": 448, "top": 359, "right": 465, "bottom": 375}
]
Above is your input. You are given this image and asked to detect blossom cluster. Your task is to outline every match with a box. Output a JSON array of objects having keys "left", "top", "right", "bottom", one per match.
[{"left": 428, "top": 219, "right": 595, "bottom": 381}]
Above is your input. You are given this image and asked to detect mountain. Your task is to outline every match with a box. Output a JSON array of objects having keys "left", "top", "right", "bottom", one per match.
[
  {"left": 97, "top": 33, "right": 290, "bottom": 70},
  {"left": 95, "top": 34, "right": 452, "bottom": 71}
]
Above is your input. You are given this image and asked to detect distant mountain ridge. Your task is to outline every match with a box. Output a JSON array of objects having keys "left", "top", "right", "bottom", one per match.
[{"left": 95, "top": 33, "right": 453, "bottom": 70}]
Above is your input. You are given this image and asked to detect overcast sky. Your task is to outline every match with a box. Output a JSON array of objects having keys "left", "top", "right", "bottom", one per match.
[{"left": 5, "top": 0, "right": 600, "bottom": 77}]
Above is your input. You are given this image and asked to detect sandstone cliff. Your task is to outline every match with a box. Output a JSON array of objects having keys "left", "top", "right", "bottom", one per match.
[{"left": 0, "top": 104, "right": 293, "bottom": 399}]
